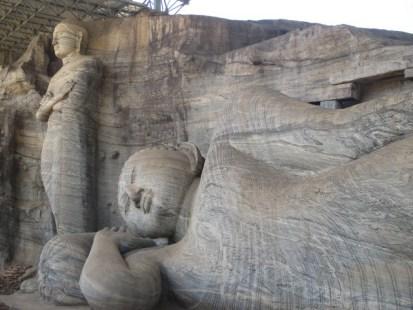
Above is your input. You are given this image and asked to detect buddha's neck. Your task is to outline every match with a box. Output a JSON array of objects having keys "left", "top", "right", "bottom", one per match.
[
  {"left": 173, "top": 177, "right": 200, "bottom": 243},
  {"left": 62, "top": 52, "right": 81, "bottom": 65}
]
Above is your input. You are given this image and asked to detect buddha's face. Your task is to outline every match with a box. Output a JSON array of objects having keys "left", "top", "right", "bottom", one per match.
[
  {"left": 52, "top": 26, "right": 80, "bottom": 59},
  {"left": 118, "top": 148, "right": 195, "bottom": 239}
]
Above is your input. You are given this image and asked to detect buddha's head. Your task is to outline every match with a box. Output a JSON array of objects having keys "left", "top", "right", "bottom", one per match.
[
  {"left": 118, "top": 143, "right": 204, "bottom": 239},
  {"left": 52, "top": 20, "right": 88, "bottom": 59}
]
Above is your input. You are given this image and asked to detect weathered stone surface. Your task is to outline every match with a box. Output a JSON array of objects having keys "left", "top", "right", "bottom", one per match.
[
  {"left": 0, "top": 293, "right": 89, "bottom": 310},
  {"left": 0, "top": 34, "right": 52, "bottom": 98},
  {"left": 1, "top": 15, "right": 300, "bottom": 267},
  {"left": 82, "top": 17, "right": 413, "bottom": 233},
  {"left": 0, "top": 35, "right": 55, "bottom": 266},
  {"left": 86, "top": 15, "right": 311, "bottom": 229},
  {"left": 0, "top": 108, "right": 15, "bottom": 267},
  {"left": 19, "top": 277, "right": 39, "bottom": 294},
  {"left": 1, "top": 14, "right": 413, "bottom": 309},
  {"left": 42, "top": 83, "right": 413, "bottom": 309},
  {"left": 405, "top": 67, "right": 413, "bottom": 79},
  {"left": 38, "top": 234, "right": 94, "bottom": 305}
]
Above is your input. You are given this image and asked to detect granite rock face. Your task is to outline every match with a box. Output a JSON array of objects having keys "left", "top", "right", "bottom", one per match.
[
  {"left": 0, "top": 33, "right": 53, "bottom": 99},
  {"left": 0, "top": 33, "right": 55, "bottom": 265},
  {"left": 161, "top": 87, "right": 413, "bottom": 309},
  {"left": 0, "top": 108, "right": 15, "bottom": 267},
  {"left": 0, "top": 13, "right": 412, "bottom": 309},
  {"left": 86, "top": 15, "right": 315, "bottom": 231},
  {"left": 0, "top": 16, "right": 312, "bottom": 266},
  {"left": 38, "top": 86, "right": 413, "bottom": 309}
]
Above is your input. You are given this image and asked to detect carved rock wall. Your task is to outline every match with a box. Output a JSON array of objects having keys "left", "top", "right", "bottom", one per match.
[
  {"left": 85, "top": 15, "right": 311, "bottom": 229},
  {"left": 0, "top": 14, "right": 413, "bottom": 268},
  {"left": 169, "top": 92, "right": 413, "bottom": 307},
  {"left": 0, "top": 107, "right": 15, "bottom": 266},
  {"left": 87, "top": 15, "right": 413, "bottom": 233},
  {"left": 0, "top": 35, "right": 55, "bottom": 265},
  {"left": 1, "top": 15, "right": 305, "bottom": 265}
]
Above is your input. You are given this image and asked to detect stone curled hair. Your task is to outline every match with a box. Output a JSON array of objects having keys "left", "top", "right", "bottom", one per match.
[
  {"left": 177, "top": 142, "right": 204, "bottom": 176},
  {"left": 135, "top": 142, "right": 204, "bottom": 176}
]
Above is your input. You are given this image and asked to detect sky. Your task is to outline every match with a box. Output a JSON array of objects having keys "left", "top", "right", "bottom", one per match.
[{"left": 180, "top": 0, "right": 413, "bottom": 34}]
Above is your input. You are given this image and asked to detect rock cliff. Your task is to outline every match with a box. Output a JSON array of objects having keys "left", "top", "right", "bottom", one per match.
[
  {"left": 0, "top": 13, "right": 412, "bottom": 273},
  {"left": 0, "top": 108, "right": 15, "bottom": 267}
]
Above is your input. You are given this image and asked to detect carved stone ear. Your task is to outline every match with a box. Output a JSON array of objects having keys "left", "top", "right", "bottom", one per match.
[{"left": 178, "top": 142, "right": 204, "bottom": 176}]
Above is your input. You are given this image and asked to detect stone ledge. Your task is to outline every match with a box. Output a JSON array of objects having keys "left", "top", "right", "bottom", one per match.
[
  {"left": 405, "top": 67, "right": 413, "bottom": 79},
  {"left": 0, "top": 293, "right": 89, "bottom": 310}
]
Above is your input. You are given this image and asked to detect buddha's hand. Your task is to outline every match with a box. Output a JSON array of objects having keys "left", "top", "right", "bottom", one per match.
[{"left": 96, "top": 227, "right": 156, "bottom": 254}]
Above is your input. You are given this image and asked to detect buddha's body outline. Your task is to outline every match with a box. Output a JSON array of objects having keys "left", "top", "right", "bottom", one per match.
[{"left": 37, "top": 20, "right": 102, "bottom": 234}]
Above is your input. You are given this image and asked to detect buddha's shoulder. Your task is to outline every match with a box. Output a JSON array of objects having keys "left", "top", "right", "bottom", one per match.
[{"left": 72, "top": 55, "right": 103, "bottom": 70}]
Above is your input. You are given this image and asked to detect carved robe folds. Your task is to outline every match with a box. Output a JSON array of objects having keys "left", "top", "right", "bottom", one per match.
[{"left": 40, "top": 56, "right": 102, "bottom": 234}]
